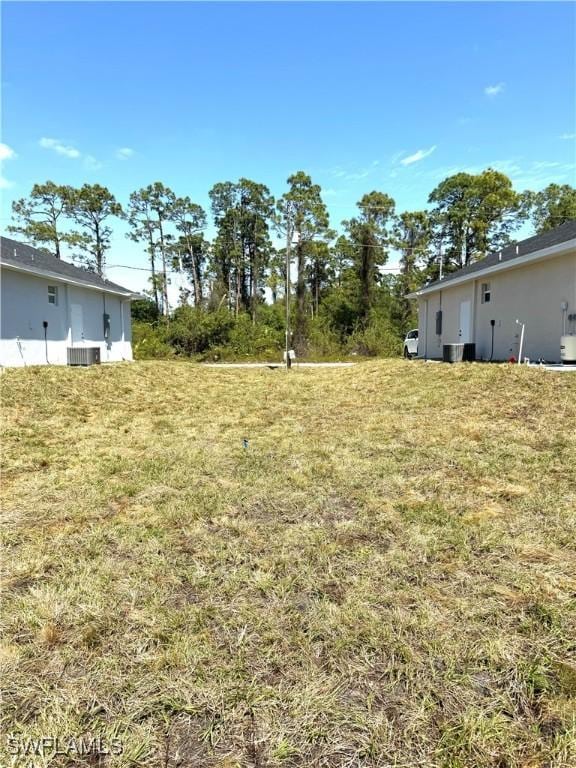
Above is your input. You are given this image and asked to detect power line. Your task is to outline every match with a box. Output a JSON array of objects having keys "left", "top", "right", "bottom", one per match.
[
  {"left": 105, "top": 262, "right": 402, "bottom": 274},
  {"left": 106, "top": 264, "right": 180, "bottom": 273}
]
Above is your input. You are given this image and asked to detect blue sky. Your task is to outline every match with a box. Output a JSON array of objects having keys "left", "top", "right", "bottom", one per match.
[{"left": 1, "top": 1, "right": 575, "bottom": 296}]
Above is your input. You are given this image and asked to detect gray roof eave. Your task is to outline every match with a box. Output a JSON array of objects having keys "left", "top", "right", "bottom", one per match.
[
  {"left": 1, "top": 260, "right": 136, "bottom": 297},
  {"left": 408, "top": 237, "right": 576, "bottom": 299}
]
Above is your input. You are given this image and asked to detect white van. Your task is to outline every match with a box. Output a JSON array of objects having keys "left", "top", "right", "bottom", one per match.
[{"left": 403, "top": 329, "right": 419, "bottom": 358}]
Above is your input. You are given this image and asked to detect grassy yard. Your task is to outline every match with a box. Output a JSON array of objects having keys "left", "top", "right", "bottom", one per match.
[{"left": 1, "top": 360, "right": 575, "bottom": 767}]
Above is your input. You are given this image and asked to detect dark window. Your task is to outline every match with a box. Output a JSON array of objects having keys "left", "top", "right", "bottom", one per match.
[{"left": 481, "top": 283, "right": 491, "bottom": 304}]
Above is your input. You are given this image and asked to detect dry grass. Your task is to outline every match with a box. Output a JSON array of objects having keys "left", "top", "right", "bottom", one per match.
[{"left": 1, "top": 359, "right": 575, "bottom": 767}]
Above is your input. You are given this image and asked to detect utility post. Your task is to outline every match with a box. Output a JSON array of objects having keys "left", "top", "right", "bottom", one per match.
[{"left": 285, "top": 227, "right": 292, "bottom": 369}]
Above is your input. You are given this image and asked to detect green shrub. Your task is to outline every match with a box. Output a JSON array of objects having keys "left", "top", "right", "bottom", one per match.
[
  {"left": 306, "top": 316, "right": 344, "bottom": 359},
  {"left": 226, "top": 313, "right": 283, "bottom": 359},
  {"left": 132, "top": 321, "right": 174, "bottom": 360},
  {"left": 255, "top": 303, "right": 285, "bottom": 332},
  {"left": 161, "top": 307, "right": 284, "bottom": 361},
  {"left": 134, "top": 300, "right": 405, "bottom": 362},
  {"left": 167, "top": 307, "right": 235, "bottom": 355},
  {"left": 346, "top": 315, "right": 403, "bottom": 357}
]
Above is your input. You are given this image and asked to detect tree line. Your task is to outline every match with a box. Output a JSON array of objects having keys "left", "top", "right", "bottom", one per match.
[{"left": 8, "top": 172, "right": 576, "bottom": 357}]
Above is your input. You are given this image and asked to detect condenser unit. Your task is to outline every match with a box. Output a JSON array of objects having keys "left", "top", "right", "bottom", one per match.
[
  {"left": 560, "top": 335, "right": 576, "bottom": 364},
  {"left": 443, "top": 343, "right": 476, "bottom": 363},
  {"left": 67, "top": 347, "right": 101, "bottom": 366}
]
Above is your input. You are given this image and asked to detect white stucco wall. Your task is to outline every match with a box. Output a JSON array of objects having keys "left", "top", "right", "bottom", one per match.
[
  {"left": 0, "top": 267, "right": 133, "bottom": 367},
  {"left": 418, "top": 282, "right": 475, "bottom": 360},
  {"left": 418, "top": 248, "right": 576, "bottom": 362}
]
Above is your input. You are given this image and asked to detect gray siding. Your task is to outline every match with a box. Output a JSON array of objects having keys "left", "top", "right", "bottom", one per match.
[
  {"left": 1, "top": 267, "right": 133, "bottom": 367},
  {"left": 418, "top": 249, "right": 576, "bottom": 363}
]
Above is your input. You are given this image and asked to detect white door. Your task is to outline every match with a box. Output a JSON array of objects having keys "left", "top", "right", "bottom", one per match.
[
  {"left": 459, "top": 300, "right": 471, "bottom": 342},
  {"left": 70, "top": 304, "right": 84, "bottom": 345}
]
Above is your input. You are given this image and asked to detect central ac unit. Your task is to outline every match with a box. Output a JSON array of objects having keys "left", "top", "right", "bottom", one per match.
[
  {"left": 560, "top": 335, "right": 576, "bottom": 364},
  {"left": 67, "top": 347, "right": 101, "bottom": 366}
]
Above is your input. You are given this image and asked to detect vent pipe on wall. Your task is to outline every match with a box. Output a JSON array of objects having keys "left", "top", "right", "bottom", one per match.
[
  {"left": 489, "top": 319, "right": 496, "bottom": 362},
  {"left": 515, "top": 319, "right": 525, "bottom": 364},
  {"left": 42, "top": 320, "right": 49, "bottom": 364},
  {"left": 561, "top": 301, "right": 569, "bottom": 335}
]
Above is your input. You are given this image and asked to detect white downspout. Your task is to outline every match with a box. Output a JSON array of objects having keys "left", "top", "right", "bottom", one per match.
[
  {"left": 516, "top": 319, "right": 525, "bottom": 364},
  {"left": 120, "top": 299, "right": 127, "bottom": 361},
  {"left": 65, "top": 284, "right": 71, "bottom": 363},
  {"left": 471, "top": 279, "right": 477, "bottom": 353},
  {"left": 561, "top": 301, "right": 568, "bottom": 335},
  {"left": 103, "top": 293, "right": 109, "bottom": 362},
  {"left": 423, "top": 299, "right": 428, "bottom": 359},
  {"left": 438, "top": 291, "right": 443, "bottom": 352}
]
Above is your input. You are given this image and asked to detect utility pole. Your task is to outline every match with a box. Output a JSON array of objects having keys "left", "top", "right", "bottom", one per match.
[{"left": 285, "top": 228, "right": 292, "bottom": 370}]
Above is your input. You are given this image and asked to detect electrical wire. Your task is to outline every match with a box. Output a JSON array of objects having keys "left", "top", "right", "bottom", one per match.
[
  {"left": 43, "top": 323, "right": 49, "bottom": 364},
  {"left": 104, "top": 263, "right": 402, "bottom": 275}
]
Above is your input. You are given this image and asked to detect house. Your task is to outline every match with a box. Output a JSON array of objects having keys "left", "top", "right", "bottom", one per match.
[
  {"left": 1, "top": 236, "right": 137, "bottom": 367},
  {"left": 410, "top": 221, "right": 576, "bottom": 363}
]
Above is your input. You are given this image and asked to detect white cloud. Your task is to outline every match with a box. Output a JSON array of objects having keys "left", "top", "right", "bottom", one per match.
[
  {"left": 0, "top": 143, "right": 17, "bottom": 188},
  {"left": 560, "top": 133, "right": 575, "bottom": 140},
  {"left": 484, "top": 82, "right": 505, "bottom": 97},
  {"left": 116, "top": 147, "right": 134, "bottom": 159},
  {"left": 39, "top": 137, "right": 81, "bottom": 158},
  {"left": 344, "top": 169, "right": 371, "bottom": 180},
  {"left": 0, "top": 142, "right": 16, "bottom": 161},
  {"left": 330, "top": 165, "right": 372, "bottom": 181},
  {"left": 400, "top": 146, "right": 437, "bottom": 166},
  {"left": 39, "top": 137, "right": 102, "bottom": 169},
  {"left": 389, "top": 150, "right": 406, "bottom": 164},
  {"left": 531, "top": 161, "right": 561, "bottom": 170},
  {"left": 84, "top": 154, "right": 103, "bottom": 170}
]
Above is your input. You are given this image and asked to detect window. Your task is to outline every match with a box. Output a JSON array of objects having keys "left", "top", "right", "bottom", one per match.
[
  {"left": 48, "top": 285, "right": 59, "bottom": 305},
  {"left": 481, "top": 282, "right": 491, "bottom": 304}
]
